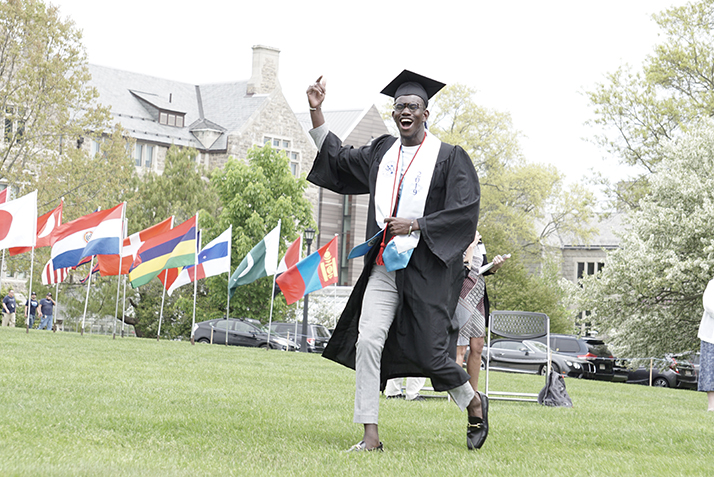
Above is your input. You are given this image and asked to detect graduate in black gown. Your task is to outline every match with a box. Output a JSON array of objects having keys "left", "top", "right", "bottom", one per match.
[{"left": 306, "top": 70, "right": 487, "bottom": 451}]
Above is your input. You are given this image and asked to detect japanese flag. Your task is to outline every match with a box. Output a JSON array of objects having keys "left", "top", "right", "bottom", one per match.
[{"left": 0, "top": 190, "right": 37, "bottom": 250}]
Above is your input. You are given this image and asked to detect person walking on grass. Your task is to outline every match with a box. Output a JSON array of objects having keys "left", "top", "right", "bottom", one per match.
[
  {"left": 306, "top": 70, "right": 485, "bottom": 451},
  {"left": 38, "top": 292, "right": 56, "bottom": 331},
  {"left": 2, "top": 289, "right": 16, "bottom": 327}
]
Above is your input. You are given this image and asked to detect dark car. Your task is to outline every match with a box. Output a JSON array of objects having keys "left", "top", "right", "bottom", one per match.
[
  {"left": 270, "top": 322, "right": 331, "bottom": 353},
  {"left": 535, "top": 334, "right": 615, "bottom": 381},
  {"left": 193, "top": 318, "right": 298, "bottom": 350},
  {"left": 624, "top": 355, "right": 697, "bottom": 389},
  {"left": 483, "top": 339, "right": 594, "bottom": 378}
]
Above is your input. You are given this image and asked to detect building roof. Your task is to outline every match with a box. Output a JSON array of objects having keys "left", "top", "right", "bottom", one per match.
[
  {"left": 558, "top": 212, "right": 625, "bottom": 249},
  {"left": 87, "top": 64, "right": 271, "bottom": 151},
  {"left": 296, "top": 106, "right": 389, "bottom": 146}
]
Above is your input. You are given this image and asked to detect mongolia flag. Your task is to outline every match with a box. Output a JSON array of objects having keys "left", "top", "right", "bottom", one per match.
[
  {"left": 129, "top": 215, "right": 197, "bottom": 288},
  {"left": 10, "top": 201, "right": 63, "bottom": 256},
  {"left": 97, "top": 217, "right": 173, "bottom": 276},
  {"left": 50, "top": 203, "right": 124, "bottom": 269},
  {"left": 228, "top": 223, "right": 280, "bottom": 297},
  {"left": 0, "top": 190, "right": 37, "bottom": 250},
  {"left": 166, "top": 226, "right": 231, "bottom": 295},
  {"left": 41, "top": 258, "right": 68, "bottom": 285},
  {"left": 276, "top": 236, "right": 339, "bottom": 305}
]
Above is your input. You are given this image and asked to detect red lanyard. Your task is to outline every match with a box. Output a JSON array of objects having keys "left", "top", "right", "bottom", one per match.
[{"left": 376, "top": 132, "right": 426, "bottom": 265}]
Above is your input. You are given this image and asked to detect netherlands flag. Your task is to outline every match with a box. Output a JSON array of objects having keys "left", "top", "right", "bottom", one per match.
[
  {"left": 275, "top": 236, "right": 339, "bottom": 305},
  {"left": 50, "top": 202, "right": 125, "bottom": 269}
]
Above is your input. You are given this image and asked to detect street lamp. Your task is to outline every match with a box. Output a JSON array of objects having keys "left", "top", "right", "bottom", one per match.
[{"left": 300, "top": 227, "right": 316, "bottom": 352}]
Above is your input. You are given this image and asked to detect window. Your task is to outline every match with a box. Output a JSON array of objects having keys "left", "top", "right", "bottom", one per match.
[
  {"left": 577, "top": 261, "right": 604, "bottom": 280},
  {"left": 263, "top": 135, "right": 300, "bottom": 176},
  {"left": 158, "top": 110, "right": 185, "bottom": 128},
  {"left": 134, "top": 142, "right": 155, "bottom": 169},
  {"left": 4, "top": 107, "right": 24, "bottom": 143}
]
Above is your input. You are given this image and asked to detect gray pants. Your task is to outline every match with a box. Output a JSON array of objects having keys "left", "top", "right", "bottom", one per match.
[{"left": 354, "top": 265, "right": 475, "bottom": 424}]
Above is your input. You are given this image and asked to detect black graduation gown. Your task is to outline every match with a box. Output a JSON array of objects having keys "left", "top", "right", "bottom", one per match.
[{"left": 308, "top": 132, "right": 480, "bottom": 392}]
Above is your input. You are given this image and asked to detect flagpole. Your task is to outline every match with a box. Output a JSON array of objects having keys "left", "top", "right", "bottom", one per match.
[
  {"left": 81, "top": 256, "right": 95, "bottom": 336},
  {"left": 55, "top": 280, "right": 61, "bottom": 331},
  {"left": 225, "top": 225, "right": 232, "bottom": 346},
  {"left": 266, "top": 220, "right": 281, "bottom": 351},
  {"left": 113, "top": 205, "right": 127, "bottom": 339},
  {"left": 26, "top": 246, "right": 35, "bottom": 334},
  {"left": 157, "top": 269, "right": 168, "bottom": 341},
  {"left": 121, "top": 275, "right": 127, "bottom": 337},
  {"left": 190, "top": 212, "right": 199, "bottom": 345}
]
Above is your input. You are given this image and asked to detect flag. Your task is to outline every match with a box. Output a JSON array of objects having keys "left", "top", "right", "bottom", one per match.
[
  {"left": 72, "top": 255, "right": 93, "bottom": 269},
  {"left": 129, "top": 215, "right": 197, "bottom": 288},
  {"left": 97, "top": 217, "right": 173, "bottom": 276},
  {"left": 276, "top": 237, "right": 339, "bottom": 305},
  {"left": 167, "top": 226, "right": 231, "bottom": 295},
  {"left": 80, "top": 262, "right": 101, "bottom": 284},
  {"left": 50, "top": 203, "right": 124, "bottom": 269},
  {"left": 41, "top": 258, "right": 68, "bottom": 285},
  {"left": 9, "top": 201, "right": 63, "bottom": 256},
  {"left": 274, "top": 236, "right": 302, "bottom": 297},
  {"left": 277, "top": 236, "right": 302, "bottom": 274},
  {"left": 0, "top": 188, "right": 7, "bottom": 204},
  {"left": 0, "top": 190, "right": 37, "bottom": 250},
  {"left": 228, "top": 223, "right": 280, "bottom": 296}
]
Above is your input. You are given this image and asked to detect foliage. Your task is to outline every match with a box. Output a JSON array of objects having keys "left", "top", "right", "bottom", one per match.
[
  {"left": 124, "top": 146, "right": 220, "bottom": 338},
  {"left": 0, "top": 0, "right": 110, "bottom": 175},
  {"left": 1, "top": 329, "right": 712, "bottom": 476},
  {"left": 586, "top": 0, "right": 714, "bottom": 208},
  {"left": 580, "top": 122, "right": 714, "bottom": 357},
  {"left": 210, "top": 144, "right": 315, "bottom": 323},
  {"left": 424, "top": 84, "right": 596, "bottom": 326}
]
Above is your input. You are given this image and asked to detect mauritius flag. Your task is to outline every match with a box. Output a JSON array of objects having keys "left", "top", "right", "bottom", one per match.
[
  {"left": 128, "top": 216, "right": 197, "bottom": 288},
  {"left": 275, "top": 236, "right": 338, "bottom": 305}
]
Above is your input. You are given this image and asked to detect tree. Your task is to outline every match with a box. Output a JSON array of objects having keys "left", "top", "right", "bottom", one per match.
[
  {"left": 580, "top": 123, "right": 714, "bottom": 357},
  {"left": 0, "top": 0, "right": 109, "bottom": 175},
  {"left": 124, "top": 146, "right": 220, "bottom": 338},
  {"left": 586, "top": 0, "right": 714, "bottom": 208},
  {"left": 425, "top": 85, "right": 595, "bottom": 331},
  {"left": 210, "top": 143, "right": 315, "bottom": 323}
]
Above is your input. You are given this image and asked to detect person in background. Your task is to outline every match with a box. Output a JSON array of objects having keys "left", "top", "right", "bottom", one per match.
[
  {"left": 384, "top": 377, "right": 427, "bottom": 401},
  {"left": 25, "top": 291, "right": 39, "bottom": 329},
  {"left": 698, "top": 277, "right": 714, "bottom": 411},
  {"left": 2, "top": 289, "right": 16, "bottom": 327},
  {"left": 454, "top": 231, "right": 508, "bottom": 449},
  {"left": 38, "top": 292, "right": 56, "bottom": 331}
]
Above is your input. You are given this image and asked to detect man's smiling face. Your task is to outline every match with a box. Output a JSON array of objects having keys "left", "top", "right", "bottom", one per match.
[{"left": 392, "top": 94, "right": 429, "bottom": 146}]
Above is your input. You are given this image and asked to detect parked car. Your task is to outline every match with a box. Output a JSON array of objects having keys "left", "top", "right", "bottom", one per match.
[
  {"left": 270, "top": 322, "right": 331, "bottom": 353},
  {"left": 624, "top": 355, "right": 697, "bottom": 389},
  {"left": 534, "top": 334, "right": 615, "bottom": 381},
  {"left": 483, "top": 339, "right": 594, "bottom": 378},
  {"left": 193, "top": 318, "right": 298, "bottom": 350}
]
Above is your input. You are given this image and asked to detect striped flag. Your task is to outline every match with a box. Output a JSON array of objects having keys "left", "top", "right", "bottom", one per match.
[
  {"left": 276, "top": 236, "right": 339, "bottom": 305},
  {"left": 41, "top": 259, "right": 68, "bottom": 285},
  {"left": 166, "top": 226, "right": 231, "bottom": 295}
]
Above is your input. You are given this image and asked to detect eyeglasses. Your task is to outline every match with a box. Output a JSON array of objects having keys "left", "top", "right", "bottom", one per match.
[{"left": 393, "top": 102, "right": 422, "bottom": 112}]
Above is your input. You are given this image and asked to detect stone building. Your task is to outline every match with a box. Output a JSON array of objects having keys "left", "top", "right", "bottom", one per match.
[{"left": 86, "top": 45, "right": 318, "bottom": 208}]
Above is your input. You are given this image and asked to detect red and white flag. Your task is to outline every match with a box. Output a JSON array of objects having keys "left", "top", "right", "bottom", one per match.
[
  {"left": 41, "top": 258, "right": 68, "bottom": 285},
  {"left": 9, "top": 201, "right": 63, "bottom": 256},
  {"left": 97, "top": 217, "right": 173, "bottom": 276},
  {"left": 277, "top": 236, "right": 302, "bottom": 274},
  {"left": 0, "top": 188, "right": 7, "bottom": 204},
  {"left": 0, "top": 190, "right": 37, "bottom": 251}
]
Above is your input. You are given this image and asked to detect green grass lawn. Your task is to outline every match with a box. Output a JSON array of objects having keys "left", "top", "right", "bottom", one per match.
[{"left": 1, "top": 327, "right": 712, "bottom": 477}]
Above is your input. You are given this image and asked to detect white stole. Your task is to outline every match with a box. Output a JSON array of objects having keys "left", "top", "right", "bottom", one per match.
[{"left": 374, "top": 132, "right": 441, "bottom": 255}]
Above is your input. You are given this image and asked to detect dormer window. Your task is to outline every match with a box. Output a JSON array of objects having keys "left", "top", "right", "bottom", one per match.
[{"left": 159, "top": 111, "right": 184, "bottom": 127}]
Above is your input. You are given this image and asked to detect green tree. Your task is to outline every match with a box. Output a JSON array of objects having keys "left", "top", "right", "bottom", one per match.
[
  {"left": 425, "top": 85, "right": 595, "bottom": 331},
  {"left": 210, "top": 144, "right": 315, "bottom": 323},
  {"left": 586, "top": 0, "right": 714, "bottom": 208},
  {"left": 124, "top": 146, "right": 219, "bottom": 338},
  {"left": 0, "top": 0, "right": 109, "bottom": 175},
  {"left": 580, "top": 123, "right": 714, "bottom": 357}
]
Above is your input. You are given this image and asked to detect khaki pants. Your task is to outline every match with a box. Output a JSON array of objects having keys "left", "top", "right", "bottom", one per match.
[{"left": 2, "top": 312, "right": 16, "bottom": 327}]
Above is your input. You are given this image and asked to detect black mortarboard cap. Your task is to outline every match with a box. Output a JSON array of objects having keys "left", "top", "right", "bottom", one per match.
[{"left": 380, "top": 70, "right": 446, "bottom": 107}]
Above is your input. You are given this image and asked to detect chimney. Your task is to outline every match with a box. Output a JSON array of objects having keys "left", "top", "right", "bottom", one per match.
[{"left": 246, "top": 45, "right": 281, "bottom": 95}]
